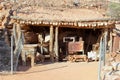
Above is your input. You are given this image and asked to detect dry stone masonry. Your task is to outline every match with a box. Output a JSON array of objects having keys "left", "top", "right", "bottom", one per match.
[{"left": 102, "top": 53, "right": 120, "bottom": 80}]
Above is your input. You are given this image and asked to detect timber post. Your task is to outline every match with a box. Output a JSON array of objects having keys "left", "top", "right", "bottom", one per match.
[
  {"left": 98, "top": 29, "right": 108, "bottom": 80},
  {"left": 109, "top": 30, "right": 113, "bottom": 53},
  {"left": 104, "top": 28, "right": 108, "bottom": 65},
  {"left": 49, "top": 25, "right": 54, "bottom": 62},
  {"left": 13, "top": 22, "right": 24, "bottom": 70},
  {"left": 55, "top": 27, "right": 59, "bottom": 61}
]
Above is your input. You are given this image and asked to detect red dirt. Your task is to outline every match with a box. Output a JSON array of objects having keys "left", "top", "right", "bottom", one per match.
[{"left": 0, "top": 62, "right": 98, "bottom": 80}]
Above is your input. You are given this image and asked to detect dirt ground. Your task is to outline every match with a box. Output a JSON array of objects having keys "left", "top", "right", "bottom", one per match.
[{"left": 0, "top": 62, "right": 98, "bottom": 80}]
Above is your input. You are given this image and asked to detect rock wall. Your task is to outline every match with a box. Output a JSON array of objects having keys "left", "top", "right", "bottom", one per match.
[
  {"left": 0, "top": 29, "right": 11, "bottom": 72},
  {"left": 102, "top": 53, "right": 120, "bottom": 80}
]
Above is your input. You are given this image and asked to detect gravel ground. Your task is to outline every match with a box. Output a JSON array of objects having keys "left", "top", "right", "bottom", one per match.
[{"left": 0, "top": 62, "right": 98, "bottom": 80}]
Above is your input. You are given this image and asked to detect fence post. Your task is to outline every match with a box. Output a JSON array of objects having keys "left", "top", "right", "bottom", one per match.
[
  {"left": 11, "top": 35, "right": 13, "bottom": 74},
  {"left": 98, "top": 38, "right": 102, "bottom": 80}
]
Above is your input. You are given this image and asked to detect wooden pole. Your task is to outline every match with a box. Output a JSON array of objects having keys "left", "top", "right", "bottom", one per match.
[
  {"left": 13, "top": 23, "right": 22, "bottom": 71},
  {"left": 109, "top": 31, "right": 113, "bottom": 53},
  {"left": 98, "top": 29, "right": 108, "bottom": 80},
  {"left": 49, "top": 25, "right": 54, "bottom": 62},
  {"left": 55, "top": 27, "right": 59, "bottom": 61},
  {"left": 11, "top": 35, "right": 13, "bottom": 74},
  {"left": 98, "top": 37, "right": 102, "bottom": 80},
  {"left": 104, "top": 29, "right": 108, "bottom": 65}
]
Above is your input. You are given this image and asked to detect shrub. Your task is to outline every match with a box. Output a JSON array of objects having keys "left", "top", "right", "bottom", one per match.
[{"left": 107, "top": 2, "right": 120, "bottom": 19}]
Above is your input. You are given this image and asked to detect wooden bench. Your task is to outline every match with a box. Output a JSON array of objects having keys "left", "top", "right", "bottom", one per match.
[{"left": 21, "top": 44, "right": 37, "bottom": 67}]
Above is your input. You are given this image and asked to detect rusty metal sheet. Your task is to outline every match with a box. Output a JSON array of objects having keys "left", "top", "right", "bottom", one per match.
[
  {"left": 68, "top": 41, "right": 84, "bottom": 54},
  {"left": 113, "top": 36, "right": 120, "bottom": 52}
]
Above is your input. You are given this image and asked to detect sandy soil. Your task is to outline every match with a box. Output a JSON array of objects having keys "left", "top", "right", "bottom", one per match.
[{"left": 0, "top": 62, "right": 98, "bottom": 80}]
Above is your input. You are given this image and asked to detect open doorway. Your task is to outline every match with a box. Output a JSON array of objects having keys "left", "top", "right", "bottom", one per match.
[{"left": 58, "top": 27, "right": 102, "bottom": 61}]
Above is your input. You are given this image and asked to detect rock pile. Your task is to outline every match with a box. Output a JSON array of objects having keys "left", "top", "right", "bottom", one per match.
[{"left": 102, "top": 53, "right": 120, "bottom": 80}]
